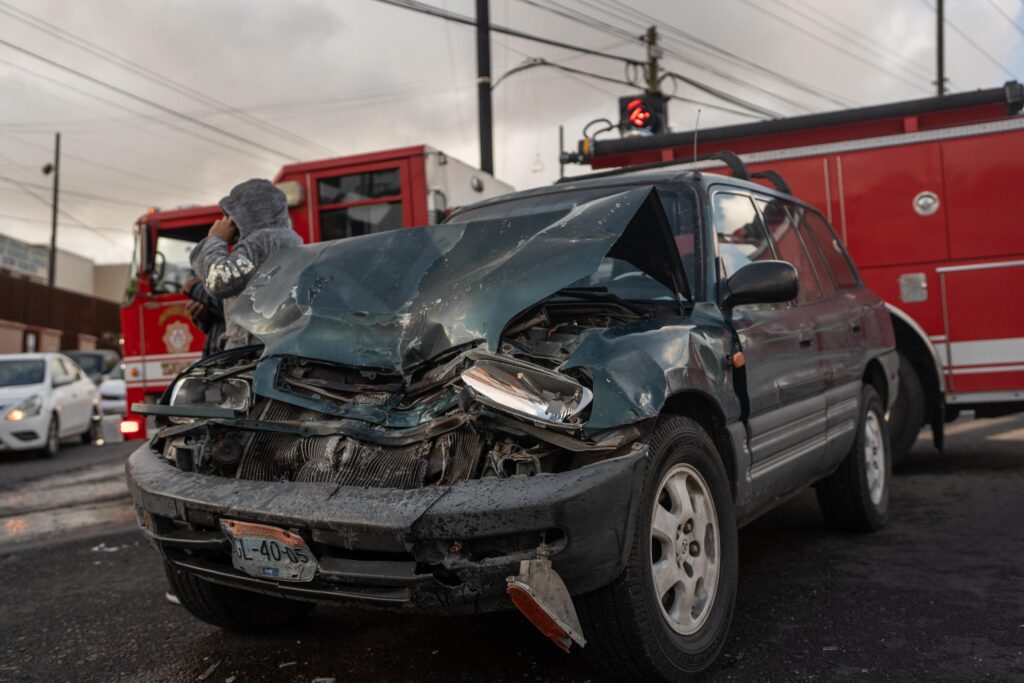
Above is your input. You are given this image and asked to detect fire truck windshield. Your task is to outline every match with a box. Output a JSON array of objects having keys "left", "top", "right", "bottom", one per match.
[{"left": 153, "top": 226, "right": 209, "bottom": 294}]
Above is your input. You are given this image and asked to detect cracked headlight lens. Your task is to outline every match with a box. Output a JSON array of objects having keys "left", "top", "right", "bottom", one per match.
[
  {"left": 169, "top": 377, "right": 251, "bottom": 412},
  {"left": 461, "top": 360, "right": 592, "bottom": 424}
]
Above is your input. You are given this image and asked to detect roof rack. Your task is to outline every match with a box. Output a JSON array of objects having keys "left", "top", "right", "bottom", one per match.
[
  {"left": 751, "top": 170, "right": 791, "bottom": 195},
  {"left": 556, "top": 150, "right": 751, "bottom": 184}
]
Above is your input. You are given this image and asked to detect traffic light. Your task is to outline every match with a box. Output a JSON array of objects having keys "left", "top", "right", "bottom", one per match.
[{"left": 619, "top": 94, "right": 668, "bottom": 135}]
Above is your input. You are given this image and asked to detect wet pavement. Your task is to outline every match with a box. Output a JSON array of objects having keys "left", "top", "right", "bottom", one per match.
[{"left": 0, "top": 413, "right": 1022, "bottom": 682}]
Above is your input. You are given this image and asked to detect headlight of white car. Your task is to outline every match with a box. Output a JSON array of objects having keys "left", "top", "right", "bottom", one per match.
[
  {"left": 460, "top": 359, "right": 592, "bottom": 424},
  {"left": 5, "top": 394, "right": 43, "bottom": 421},
  {"left": 169, "top": 377, "right": 251, "bottom": 412}
]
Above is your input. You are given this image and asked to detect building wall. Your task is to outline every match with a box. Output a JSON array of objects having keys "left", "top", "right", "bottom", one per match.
[{"left": 94, "top": 264, "right": 130, "bottom": 304}]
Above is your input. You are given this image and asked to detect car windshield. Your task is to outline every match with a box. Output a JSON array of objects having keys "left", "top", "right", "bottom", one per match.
[
  {"left": 451, "top": 184, "right": 697, "bottom": 301},
  {"left": 0, "top": 360, "right": 45, "bottom": 387},
  {"left": 67, "top": 353, "right": 103, "bottom": 375}
]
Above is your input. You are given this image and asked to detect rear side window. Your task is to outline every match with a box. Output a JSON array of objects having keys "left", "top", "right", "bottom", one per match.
[
  {"left": 756, "top": 198, "right": 822, "bottom": 305},
  {"left": 786, "top": 204, "right": 836, "bottom": 297},
  {"left": 801, "top": 210, "right": 858, "bottom": 289},
  {"left": 712, "top": 193, "right": 774, "bottom": 278}
]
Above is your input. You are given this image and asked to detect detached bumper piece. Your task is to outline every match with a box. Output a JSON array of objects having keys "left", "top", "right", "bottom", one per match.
[{"left": 507, "top": 557, "right": 587, "bottom": 653}]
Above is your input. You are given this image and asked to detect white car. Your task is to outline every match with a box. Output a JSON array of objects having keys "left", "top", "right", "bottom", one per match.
[
  {"left": 99, "top": 364, "right": 127, "bottom": 415},
  {"left": 0, "top": 352, "right": 101, "bottom": 457}
]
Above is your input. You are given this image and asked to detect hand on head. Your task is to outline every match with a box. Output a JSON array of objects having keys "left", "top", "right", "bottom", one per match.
[{"left": 209, "top": 215, "right": 239, "bottom": 244}]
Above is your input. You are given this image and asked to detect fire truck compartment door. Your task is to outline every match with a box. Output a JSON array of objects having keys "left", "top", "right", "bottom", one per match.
[{"left": 939, "top": 260, "right": 1024, "bottom": 398}]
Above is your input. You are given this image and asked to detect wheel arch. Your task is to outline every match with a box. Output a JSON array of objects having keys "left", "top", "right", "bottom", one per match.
[
  {"left": 659, "top": 390, "right": 737, "bottom": 501},
  {"left": 886, "top": 303, "right": 946, "bottom": 450}
]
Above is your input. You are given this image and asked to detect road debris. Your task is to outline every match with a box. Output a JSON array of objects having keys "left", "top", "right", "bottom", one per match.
[{"left": 197, "top": 660, "right": 220, "bottom": 681}]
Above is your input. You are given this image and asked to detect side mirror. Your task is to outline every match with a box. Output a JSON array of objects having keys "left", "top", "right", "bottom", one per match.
[
  {"left": 722, "top": 260, "right": 799, "bottom": 308},
  {"left": 52, "top": 374, "right": 74, "bottom": 388}
]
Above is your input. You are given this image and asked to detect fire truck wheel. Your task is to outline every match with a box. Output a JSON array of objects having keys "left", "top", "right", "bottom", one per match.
[
  {"left": 888, "top": 352, "right": 924, "bottom": 466},
  {"left": 575, "top": 416, "right": 738, "bottom": 682},
  {"left": 39, "top": 415, "right": 59, "bottom": 459},
  {"left": 816, "top": 385, "right": 891, "bottom": 533},
  {"left": 164, "top": 561, "right": 314, "bottom": 632}
]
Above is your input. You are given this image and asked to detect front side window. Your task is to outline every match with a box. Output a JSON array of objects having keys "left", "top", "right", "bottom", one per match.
[
  {"left": 712, "top": 192, "right": 774, "bottom": 278},
  {"left": 801, "top": 210, "right": 859, "bottom": 289},
  {"left": 317, "top": 168, "right": 403, "bottom": 241},
  {"left": 757, "top": 198, "right": 822, "bottom": 305}
]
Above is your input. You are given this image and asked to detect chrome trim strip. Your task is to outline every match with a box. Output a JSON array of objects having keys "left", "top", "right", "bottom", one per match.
[
  {"left": 947, "top": 389, "right": 1024, "bottom": 404},
  {"left": 935, "top": 259, "right": 1024, "bottom": 274}
]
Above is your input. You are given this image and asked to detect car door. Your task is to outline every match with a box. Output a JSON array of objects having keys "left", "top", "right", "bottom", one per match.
[
  {"left": 792, "top": 206, "right": 865, "bottom": 468},
  {"left": 713, "top": 190, "right": 828, "bottom": 500},
  {"left": 56, "top": 356, "right": 89, "bottom": 434}
]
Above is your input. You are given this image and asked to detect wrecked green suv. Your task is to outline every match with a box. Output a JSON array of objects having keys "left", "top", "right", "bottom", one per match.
[{"left": 127, "top": 162, "right": 898, "bottom": 682}]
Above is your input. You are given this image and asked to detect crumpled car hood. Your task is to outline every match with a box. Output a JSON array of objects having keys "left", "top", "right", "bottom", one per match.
[{"left": 229, "top": 186, "right": 684, "bottom": 375}]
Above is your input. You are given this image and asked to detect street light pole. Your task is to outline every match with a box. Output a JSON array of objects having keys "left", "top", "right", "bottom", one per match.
[
  {"left": 43, "top": 132, "right": 60, "bottom": 288},
  {"left": 937, "top": 0, "right": 945, "bottom": 96}
]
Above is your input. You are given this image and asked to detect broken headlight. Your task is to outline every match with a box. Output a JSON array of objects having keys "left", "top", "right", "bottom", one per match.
[
  {"left": 460, "top": 359, "right": 592, "bottom": 424},
  {"left": 169, "top": 376, "right": 252, "bottom": 412}
]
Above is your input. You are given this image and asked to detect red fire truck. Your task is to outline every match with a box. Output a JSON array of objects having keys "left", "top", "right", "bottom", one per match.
[
  {"left": 575, "top": 82, "right": 1024, "bottom": 459},
  {"left": 120, "top": 145, "right": 513, "bottom": 438}
]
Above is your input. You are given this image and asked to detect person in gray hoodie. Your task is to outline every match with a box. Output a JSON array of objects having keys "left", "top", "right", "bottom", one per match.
[{"left": 189, "top": 178, "right": 302, "bottom": 350}]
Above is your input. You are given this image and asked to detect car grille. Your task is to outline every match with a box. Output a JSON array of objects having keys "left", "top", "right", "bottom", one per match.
[{"left": 235, "top": 400, "right": 482, "bottom": 489}]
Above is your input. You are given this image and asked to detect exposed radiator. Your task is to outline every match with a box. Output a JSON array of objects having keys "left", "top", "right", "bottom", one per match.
[{"left": 236, "top": 400, "right": 482, "bottom": 489}]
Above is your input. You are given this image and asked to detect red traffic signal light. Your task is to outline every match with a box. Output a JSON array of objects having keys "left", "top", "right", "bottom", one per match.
[{"left": 619, "top": 94, "right": 668, "bottom": 135}]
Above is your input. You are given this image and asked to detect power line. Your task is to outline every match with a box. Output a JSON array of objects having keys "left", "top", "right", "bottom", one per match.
[
  {"left": 0, "top": 1, "right": 334, "bottom": 158},
  {"left": 531, "top": 0, "right": 817, "bottom": 113},
  {"left": 0, "top": 36, "right": 301, "bottom": 161},
  {"left": 739, "top": 0, "right": 934, "bottom": 93},
  {"left": 0, "top": 179, "right": 149, "bottom": 208},
  {"left": 765, "top": 0, "right": 940, "bottom": 84},
  {"left": 986, "top": 0, "right": 1024, "bottom": 39},
  {"left": 577, "top": 0, "right": 857, "bottom": 109},
  {"left": 918, "top": 0, "right": 1016, "bottom": 78},
  {"left": 0, "top": 170, "right": 122, "bottom": 246},
  {"left": 0, "top": 55, "right": 283, "bottom": 165},
  {"left": 372, "top": 0, "right": 779, "bottom": 117}
]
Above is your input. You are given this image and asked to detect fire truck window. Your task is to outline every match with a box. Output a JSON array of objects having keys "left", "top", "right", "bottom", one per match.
[
  {"left": 757, "top": 198, "right": 822, "bottom": 305},
  {"left": 785, "top": 204, "right": 836, "bottom": 298},
  {"left": 318, "top": 169, "right": 401, "bottom": 204},
  {"left": 153, "top": 226, "right": 209, "bottom": 294},
  {"left": 801, "top": 210, "right": 859, "bottom": 289},
  {"left": 713, "top": 192, "right": 774, "bottom": 278},
  {"left": 320, "top": 201, "right": 403, "bottom": 241}
]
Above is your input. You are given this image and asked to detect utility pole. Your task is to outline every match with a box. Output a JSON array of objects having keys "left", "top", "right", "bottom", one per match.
[
  {"left": 937, "top": 0, "right": 946, "bottom": 96},
  {"left": 476, "top": 0, "right": 494, "bottom": 175},
  {"left": 43, "top": 132, "right": 60, "bottom": 288},
  {"left": 643, "top": 26, "right": 661, "bottom": 95}
]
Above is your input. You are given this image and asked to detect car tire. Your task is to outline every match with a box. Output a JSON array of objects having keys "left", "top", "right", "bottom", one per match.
[
  {"left": 164, "top": 561, "right": 314, "bottom": 632},
  {"left": 575, "top": 415, "right": 738, "bottom": 682},
  {"left": 39, "top": 415, "right": 59, "bottom": 459},
  {"left": 888, "top": 353, "right": 924, "bottom": 466},
  {"left": 816, "top": 384, "right": 890, "bottom": 532}
]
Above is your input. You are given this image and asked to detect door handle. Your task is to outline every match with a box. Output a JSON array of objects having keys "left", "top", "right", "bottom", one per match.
[{"left": 799, "top": 335, "right": 814, "bottom": 349}]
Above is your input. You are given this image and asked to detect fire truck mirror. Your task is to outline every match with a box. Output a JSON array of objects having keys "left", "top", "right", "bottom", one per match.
[
  {"left": 913, "top": 191, "right": 940, "bottom": 217},
  {"left": 899, "top": 273, "right": 928, "bottom": 303}
]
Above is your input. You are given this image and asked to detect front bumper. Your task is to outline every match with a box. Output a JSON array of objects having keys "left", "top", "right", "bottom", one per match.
[
  {"left": 126, "top": 442, "right": 646, "bottom": 614},
  {"left": 0, "top": 413, "right": 49, "bottom": 451}
]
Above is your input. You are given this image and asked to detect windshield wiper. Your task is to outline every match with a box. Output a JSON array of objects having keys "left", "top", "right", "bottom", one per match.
[{"left": 552, "top": 287, "right": 650, "bottom": 317}]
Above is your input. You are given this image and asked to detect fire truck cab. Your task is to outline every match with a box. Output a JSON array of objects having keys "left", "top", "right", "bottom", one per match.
[
  {"left": 120, "top": 145, "right": 513, "bottom": 438},
  {"left": 576, "top": 82, "right": 1024, "bottom": 460}
]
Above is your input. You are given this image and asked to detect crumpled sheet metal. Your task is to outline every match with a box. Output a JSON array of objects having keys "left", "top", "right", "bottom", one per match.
[
  {"left": 229, "top": 187, "right": 656, "bottom": 376},
  {"left": 562, "top": 304, "right": 740, "bottom": 435}
]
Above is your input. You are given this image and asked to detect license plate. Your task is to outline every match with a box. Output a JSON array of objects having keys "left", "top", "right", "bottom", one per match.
[{"left": 220, "top": 519, "right": 317, "bottom": 582}]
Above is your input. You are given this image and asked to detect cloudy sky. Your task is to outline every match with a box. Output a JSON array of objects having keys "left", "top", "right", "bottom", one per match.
[{"left": 0, "top": 0, "right": 1022, "bottom": 265}]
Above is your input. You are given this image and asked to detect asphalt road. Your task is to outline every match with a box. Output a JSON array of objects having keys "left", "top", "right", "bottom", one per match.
[{"left": 0, "top": 413, "right": 1022, "bottom": 682}]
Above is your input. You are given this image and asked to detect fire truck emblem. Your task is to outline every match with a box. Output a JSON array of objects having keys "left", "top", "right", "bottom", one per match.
[{"left": 163, "top": 320, "right": 194, "bottom": 354}]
